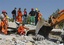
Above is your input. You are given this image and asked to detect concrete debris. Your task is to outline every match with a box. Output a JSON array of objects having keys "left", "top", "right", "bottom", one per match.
[
  {"left": 35, "top": 34, "right": 45, "bottom": 41},
  {"left": 58, "top": 43, "right": 64, "bottom": 45},
  {"left": 49, "top": 34, "right": 62, "bottom": 41},
  {"left": 35, "top": 40, "right": 57, "bottom": 45},
  {"left": 0, "top": 34, "right": 63, "bottom": 45}
]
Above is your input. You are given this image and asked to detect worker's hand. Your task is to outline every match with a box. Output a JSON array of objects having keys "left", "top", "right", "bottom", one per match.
[{"left": 26, "top": 28, "right": 29, "bottom": 30}]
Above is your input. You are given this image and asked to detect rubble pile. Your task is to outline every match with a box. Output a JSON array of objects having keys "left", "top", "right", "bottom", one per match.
[
  {"left": 0, "top": 34, "right": 61, "bottom": 45},
  {"left": 35, "top": 40, "right": 57, "bottom": 45}
]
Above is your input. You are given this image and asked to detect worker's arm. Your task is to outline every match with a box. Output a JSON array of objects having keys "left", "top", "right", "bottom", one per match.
[
  {"left": 38, "top": 13, "right": 42, "bottom": 21},
  {"left": 24, "top": 26, "right": 29, "bottom": 30}
]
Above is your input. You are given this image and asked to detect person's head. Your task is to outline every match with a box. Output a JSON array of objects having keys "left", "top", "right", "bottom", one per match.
[
  {"left": 18, "top": 8, "right": 21, "bottom": 12},
  {"left": 31, "top": 8, "right": 34, "bottom": 11},
  {"left": 19, "top": 8, "right": 21, "bottom": 10},
  {"left": 14, "top": 7, "right": 16, "bottom": 10},
  {"left": 24, "top": 8, "right": 26, "bottom": 11},
  {"left": 38, "top": 10, "right": 40, "bottom": 12},
  {"left": 35, "top": 8, "right": 38, "bottom": 12},
  {"left": 2, "top": 10, "right": 7, "bottom": 15}
]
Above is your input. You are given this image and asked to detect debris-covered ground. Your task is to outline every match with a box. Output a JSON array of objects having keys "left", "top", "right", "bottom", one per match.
[
  {"left": 0, "top": 34, "right": 63, "bottom": 45},
  {"left": 0, "top": 22, "right": 63, "bottom": 45}
]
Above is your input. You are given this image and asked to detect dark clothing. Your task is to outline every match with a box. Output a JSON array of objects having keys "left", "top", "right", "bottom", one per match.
[
  {"left": 48, "top": 18, "right": 52, "bottom": 24},
  {"left": 29, "top": 10, "right": 35, "bottom": 24},
  {"left": 35, "top": 11, "right": 38, "bottom": 25},
  {"left": 35, "top": 11, "right": 38, "bottom": 19},
  {"left": 11, "top": 9, "right": 16, "bottom": 21},
  {"left": 12, "top": 15, "right": 16, "bottom": 21},
  {"left": 12, "top": 10, "right": 16, "bottom": 15},
  {"left": 24, "top": 11, "right": 27, "bottom": 17},
  {"left": 29, "top": 11, "right": 35, "bottom": 16}
]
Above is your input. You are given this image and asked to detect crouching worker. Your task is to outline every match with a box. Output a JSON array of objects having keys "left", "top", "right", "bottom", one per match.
[{"left": 18, "top": 24, "right": 29, "bottom": 35}]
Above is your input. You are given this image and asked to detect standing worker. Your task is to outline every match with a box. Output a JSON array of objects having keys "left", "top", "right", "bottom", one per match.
[
  {"left": 29, "top": 8, "right": 35, "bottom": 25},
  {"left": 35, "top": 8, "right": 39, "bottom": 25},
  {"left": 16, "top": 8, "right": 23, "bottom": 24},
  {"left": 11, "top": 8, "right": 17, "bottom": 21},
  {"left": 0, "top": 10, "right": 8, "bottom": 34},
  {"left": 23, "top": 8, "right": 27, "bottom": 24}
]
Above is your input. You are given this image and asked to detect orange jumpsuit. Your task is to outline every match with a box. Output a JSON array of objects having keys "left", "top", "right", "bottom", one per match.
[
  {"left": 16, "top": 10, "right": 22, "bottom": 23},
  {"left": 38, "top": 12, "right": 42, "bottom": 21},
  {"left": 18, "top": 26, "right": 26, "bottom": 35},
  {"left": 1, "top": 17, "right": 8, "bottom": 35},
  {"left": 0, "top": 21, "right": 2, "bottom": 32},
  {"left": 16, "top": 16, "right": 22, "bottom": 23}
]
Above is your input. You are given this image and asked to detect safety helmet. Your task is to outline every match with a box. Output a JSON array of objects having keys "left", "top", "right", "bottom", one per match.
[
  {"left": 2, "top": 10, "right": 7, "bottom": 13},
  {"left": 35, "top": 8, "right": 38, "bottom": 11}
]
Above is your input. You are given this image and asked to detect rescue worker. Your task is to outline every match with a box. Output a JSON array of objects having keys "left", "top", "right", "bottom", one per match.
[
  {"left": 16, "top": 8, "right": 22, "bottom": 24},
  {"left": 29, "top": 8, "right": 35, "bottom": 25},
  {"left": 18, "top": 24, "right": 29, "bottom": 35},
  {"left": 23, "top": 8, "right": 27, "bottom": 24},
  {"left": 35, "top": 8, "right": 39, "bottom": 25},
  {"left": 11, "top": 8, "right": 17, "bottom": 21},
  {"left": 38, "top": 11, "right": 42, "bottom": 21},
  {"left": 1, "top": 18, "right": 8, "bottom": 35},
  {"left": 0, "top": 10, "right": 8, "bottom": 34}
]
